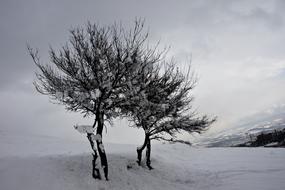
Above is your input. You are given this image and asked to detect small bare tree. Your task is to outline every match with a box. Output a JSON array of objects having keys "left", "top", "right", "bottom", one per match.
[
  {"left": 121, "top": 62, "right": 215, "bottom": 169},
  {"left": 29, "top": 20, "right": 156, "bottom": 180}
]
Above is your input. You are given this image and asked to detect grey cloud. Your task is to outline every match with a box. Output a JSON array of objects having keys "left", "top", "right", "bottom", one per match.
[{"left": 1, "top": 0, "right": 285, "bottom": 142}]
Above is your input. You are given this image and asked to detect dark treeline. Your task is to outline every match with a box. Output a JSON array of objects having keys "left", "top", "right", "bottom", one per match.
[{"left": 235, "top": 128, "right": 285, "bottom": 147}]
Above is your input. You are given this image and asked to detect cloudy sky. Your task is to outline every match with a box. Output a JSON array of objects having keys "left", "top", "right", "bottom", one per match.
[{"left": 1, "top": 0, "right": 285, "bottom": 144}]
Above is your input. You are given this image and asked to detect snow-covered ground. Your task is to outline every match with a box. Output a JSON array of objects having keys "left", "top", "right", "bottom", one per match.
[{"left": 0, "top": 130, "right": 285, "bottom": 190}]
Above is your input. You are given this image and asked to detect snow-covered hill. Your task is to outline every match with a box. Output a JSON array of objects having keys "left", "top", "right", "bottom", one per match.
[
  {"left": 197, "top": 105, "right": 285, "bottom": 147},
  {"left": 0, "top": 130, "right": 285, "bottom": 190},
  {"left": 197, "top": 120, "right": 285, "bottom": 147}
]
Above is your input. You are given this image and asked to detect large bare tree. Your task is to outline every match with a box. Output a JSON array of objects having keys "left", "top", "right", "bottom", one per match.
[{"left": 29, "top": 20, "right": 158, "bottom": 180}]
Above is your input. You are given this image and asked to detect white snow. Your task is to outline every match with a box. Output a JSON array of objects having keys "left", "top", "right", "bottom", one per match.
[
  {"left": 55, "top": 91, "right": 64, "bottom": 100},
  {"left": 63, "top": 90, "right": 69, "bottom": 98},
  {"left": 91, "top": 134, "right": 102, "bottom": 142},
  {"left": 126, "top": 56, "right": 132, "bottom": 63},
  {"left": 74, "top": 125, "right": 94, "bottom": 134},
  {"left": 99, "top": 143, "right": 105, "bottom": 152},
  {"left": 264, "top": 142, "right": 279, "bottom": 147},
  {"left": 105, "top": 99, "right": 112, "bottom": 106},
  {"left": 0, "top": 130, "right": 285, "bottom": 190},
  {"left": 94, "top": 89, "right": 101, "bottom": 98},
  {"left": 99, "top": 58, "right": 106, "bottom": 64},
  {"left": 161, "top": 103, "right": 169, "bottom": 112}
]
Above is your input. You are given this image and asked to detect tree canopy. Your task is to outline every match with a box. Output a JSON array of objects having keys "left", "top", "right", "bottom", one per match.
[{"left": 29, "top": 20, "right": 215, "bottom": 178}]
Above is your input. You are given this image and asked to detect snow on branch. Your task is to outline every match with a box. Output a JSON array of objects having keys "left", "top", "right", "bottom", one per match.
[
  {"left": 74, "top": 124, "right": 94, "bottom": 134},
  {"left": 152, "top": 136, "right": 192, "bottom": 145}
]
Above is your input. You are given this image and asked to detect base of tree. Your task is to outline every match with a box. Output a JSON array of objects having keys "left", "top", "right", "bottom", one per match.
[{"left": 92, "top": 153, "right": 101, "bottom": 179}]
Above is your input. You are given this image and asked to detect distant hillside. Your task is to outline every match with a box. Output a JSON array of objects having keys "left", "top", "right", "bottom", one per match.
[
  {"left": 235, "top": 128, "right": 285, "bottom": 147},
  {"left": 197, "top": 104, "right": 285, "bottom": 147}
]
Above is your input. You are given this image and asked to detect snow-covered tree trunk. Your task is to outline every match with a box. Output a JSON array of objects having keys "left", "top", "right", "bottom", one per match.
[
  {"left": 146, "top": 138, "right": 153, "bottom": 170},
  {"left": 136, "top": 133, "right": 148, "bottom": 166},
  {"left": 87, "top": 133, "right": 101, "bottom": 179},
  {"left": 96, "top": 111, "right": 109, "bottom": 180}
]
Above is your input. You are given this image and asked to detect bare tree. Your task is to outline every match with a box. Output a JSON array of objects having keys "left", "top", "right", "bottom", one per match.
[
  {"left": 28, "top": 20, "right": 156, "bottom": 180},
  {"left": 121, "top": 62, "right": 216, "bottom": 169}
]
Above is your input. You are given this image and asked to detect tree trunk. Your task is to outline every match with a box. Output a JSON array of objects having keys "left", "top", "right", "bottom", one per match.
[
  {"left": 146, "top": 138, "right": 153, "bottom": 170},
  {"left": 96, "top": 112, "right": 109, "bottom": 180},
  {"left": 87, "top": 133, "right": 101, "bottom": 179},
  {"left": 91, "top": 153, "right": 101, "bottom": 179},
  {"left": 137, "top": 133, "right": 148, "bottom": 166}
]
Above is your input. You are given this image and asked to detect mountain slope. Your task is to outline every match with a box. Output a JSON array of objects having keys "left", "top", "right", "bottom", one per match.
[{"left": 197, "top": 105, "right": 285, "bottom": 147}]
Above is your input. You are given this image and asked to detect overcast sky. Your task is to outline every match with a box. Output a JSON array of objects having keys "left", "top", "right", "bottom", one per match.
[{"left": 1, "top": 0, "right": 285, "bottom": 144}]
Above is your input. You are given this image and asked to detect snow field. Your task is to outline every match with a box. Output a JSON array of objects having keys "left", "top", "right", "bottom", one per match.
[{"left": 0, "top": 132, "right": 285, "bottom": 190}]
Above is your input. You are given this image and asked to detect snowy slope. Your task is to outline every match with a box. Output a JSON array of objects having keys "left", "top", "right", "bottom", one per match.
[
  {"left": 0, "top": 130, "right": 285, "bottom": 190},
  {"left": 197, "top": 105, "right": 285, "bottom": 147}
]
